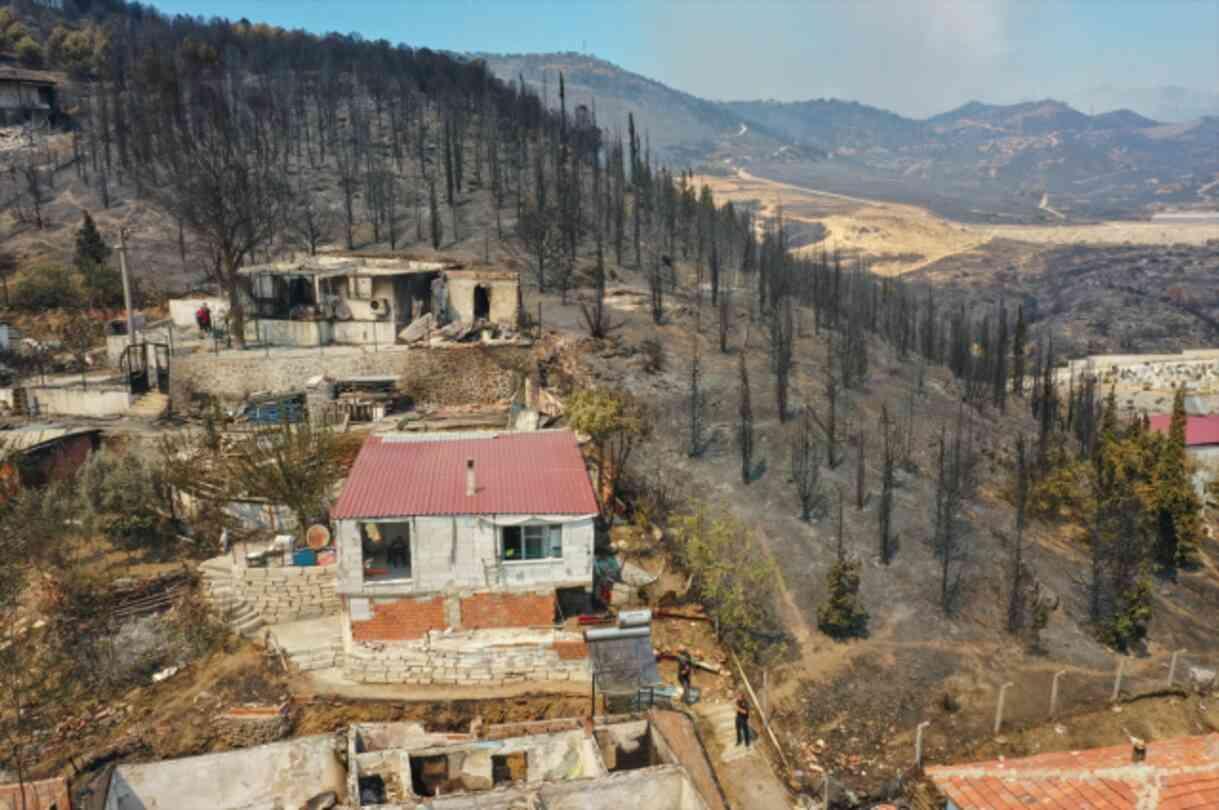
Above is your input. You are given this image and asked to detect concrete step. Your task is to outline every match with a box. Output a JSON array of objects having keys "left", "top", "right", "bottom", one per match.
[{"left": 128, "top": 391, "right": 170, "bottom": 419}]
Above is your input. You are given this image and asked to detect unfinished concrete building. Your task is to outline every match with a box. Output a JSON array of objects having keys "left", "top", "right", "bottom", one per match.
[
  {"left": 233, "top": 255, "right": 520, "bottom": 348},
  {"left": 332, "top": 430, "right": 598, "bottom": 685},
  {"left": 99, "top": 713, "right": 723, "bottom": 810}
]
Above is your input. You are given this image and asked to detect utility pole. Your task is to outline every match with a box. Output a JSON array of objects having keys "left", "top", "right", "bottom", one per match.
[{"left": 118, "top": 226, "right": 135, "bottom": 348}]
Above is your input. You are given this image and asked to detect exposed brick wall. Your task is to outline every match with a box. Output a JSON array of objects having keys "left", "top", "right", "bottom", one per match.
[
  {"left": 351, "top": 596, "right": 446, "bottom": 641},
  {"left": 460, "top": 591, "right": 555, "bottom": 630},
  {"left": 553, "top": 639, "right": 589, "bottom": 661}
]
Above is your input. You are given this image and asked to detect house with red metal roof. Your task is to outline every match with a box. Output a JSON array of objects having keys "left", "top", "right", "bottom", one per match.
[
  {"left": 926, "top": 733, "right": 1219, "bottom": 809},
  {"left": 1148, "top": 413, "right": 1219, "bottom": 498},
  {"left": 331, "top": 430, "right": 599, "bottom": 685}
]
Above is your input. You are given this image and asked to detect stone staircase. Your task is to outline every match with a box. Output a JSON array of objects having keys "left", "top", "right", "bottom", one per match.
[
  {"left": 128, "top": 391, "right": 170, "bottom": 420},
  {"left": 266, "top": 616, "right": 344, "bottom": 673},
  {"left": 200, "top": 556, "right": 265, "bottom": 639},
  {"left": 700, "top": 702, "right": 758, "bottom": 763}
]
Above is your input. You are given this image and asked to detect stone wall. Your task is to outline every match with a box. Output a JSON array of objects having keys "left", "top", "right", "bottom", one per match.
[
  {"left": 170, "top": 344, "right": 526, "bottom": 406},
  {"left": 236, "top": 565, "right": 340, "bottom": 624},
  {"left": 214, "top": 704, "right": 292, "bottom": 747},
  {"left": 345, "top": 627, "right": 591, "bottom": 686}
]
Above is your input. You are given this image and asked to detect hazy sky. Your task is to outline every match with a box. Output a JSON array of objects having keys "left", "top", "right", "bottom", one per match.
[{"left": 150, "top": 0, "right": 1219, "bottom": 118}]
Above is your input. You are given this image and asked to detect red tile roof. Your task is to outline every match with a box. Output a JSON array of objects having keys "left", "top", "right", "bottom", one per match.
[
  {"left": 332, "top": 431, "right": 599, "bottom": 519},
  {"left": 1148, "top": 414, "right": 1219, "bottom": 447},
  {"left": 928, "top": 733, "right": 1219, "bottom": 810}
]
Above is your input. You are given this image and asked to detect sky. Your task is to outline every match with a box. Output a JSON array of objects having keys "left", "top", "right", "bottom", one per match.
[{"left": 148, "top": 0, "right": 1219, "bottom": 119}]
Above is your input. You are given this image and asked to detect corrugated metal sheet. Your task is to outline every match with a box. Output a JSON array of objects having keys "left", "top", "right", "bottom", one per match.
[
  {"left": 332, "top": 430, "right": 599, "bottom": 518},
  {"left": 1148, "top": 414, "right": 1219, "bottom": 447},
  {"left": 0, "top": 425, "right": 100, "bottom": 454}
]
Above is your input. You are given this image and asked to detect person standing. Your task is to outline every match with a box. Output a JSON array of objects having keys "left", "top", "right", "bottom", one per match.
[
  {"left": 195, "top": 302, "right": 212, "bottom": 335},
  {"left": 735, "top": 692, "right": 752, "bottom": 747},
  {"left": 677, "top": 649, "right": 693, "bottom": 694}
]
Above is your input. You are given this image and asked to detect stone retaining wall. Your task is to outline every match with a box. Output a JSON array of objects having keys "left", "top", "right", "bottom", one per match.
[
  {"left": 214, "top": 705, "right": 292, "bottom": 747},
  {"left": 171, "top": 343, "right": 527, "bottom": 406},
  {"left": 345, "top": 628, "right": 591, "bottom": 686},
  {"left": 237, "top": 565, "right": 340, "bottom": 624}
]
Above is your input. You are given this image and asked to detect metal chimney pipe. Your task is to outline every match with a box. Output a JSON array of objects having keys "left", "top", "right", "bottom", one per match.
[{"left": 466, "top": 458, "right": 476, "bottom": 496}]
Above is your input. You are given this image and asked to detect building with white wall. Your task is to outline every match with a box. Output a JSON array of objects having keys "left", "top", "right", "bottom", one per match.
[{"left": 331, "top": 430, "right": 599, "bottom": 685}]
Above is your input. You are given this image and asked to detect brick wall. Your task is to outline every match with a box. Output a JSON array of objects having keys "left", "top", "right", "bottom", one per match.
[
  {"left": 552, "top": 639, "right": 589, "bottom": 661},
  {"left": 460, "top": 591, "right": 555, "bottom": 630},
  {"left": 351, "top": 596, "right": 447, "bottom": 642},
  {"left": 171, "top": 343, "right": 527, "bottom": 406}
]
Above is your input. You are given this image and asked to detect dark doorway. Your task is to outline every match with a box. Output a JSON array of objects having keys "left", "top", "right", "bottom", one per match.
[
  {"left": 409, "top": 755, "right": 449, "bottom": 797},
  {"left": 473, "top": 285, "right": 491, "bottom": 320},
  {"left": 491, "top": 752, "right": 527, "bottom": 785}
]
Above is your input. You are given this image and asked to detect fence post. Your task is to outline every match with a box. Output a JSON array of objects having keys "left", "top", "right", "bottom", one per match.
[
  {"left": 1112, "top": 658, "right": 1126, "bottom": 703},
  {"left": 1050, "top": 670, "right": 1066, "bottom": 720},
  {"left": 1168, "top": 649, "right": 1186, "bottom": 688},
  {"left": 994, "top": 682, "right": 1014, "bottom": 736},
  {"left": 914, "top": 721, "right": 931, "bottom": 767}
]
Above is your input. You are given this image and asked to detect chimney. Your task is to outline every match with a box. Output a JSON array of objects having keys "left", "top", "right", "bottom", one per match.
[
  {"left": 1131, "top": 737, "right": 1147, "bottom": 763},
  {"left": 466, "top": 458, "right": 476, "bottom": 496}
]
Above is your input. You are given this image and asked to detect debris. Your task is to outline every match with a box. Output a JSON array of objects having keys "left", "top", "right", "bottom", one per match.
[
  {"left": 301, "top": 792, "right": 338, "bottom": 810},
  {"left": 1190, "top": 666, "right": 1216, "bottom": 695},
  {"left": 398, "top": 313, "right": 434, "bottom": 343},
  {"left": 152, "top": 665, "right": 181, "bottom": 684}
]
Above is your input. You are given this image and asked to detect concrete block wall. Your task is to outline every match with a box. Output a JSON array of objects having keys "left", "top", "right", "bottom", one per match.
[
  {"left": 344, "top": 628, "right": 591, "bottom": 686},
  {"left": 236, "top": 565, "right": 340, "bottom": 624},
  {"left": 170, "top": 344, "right": 526, "bottom": 406}
]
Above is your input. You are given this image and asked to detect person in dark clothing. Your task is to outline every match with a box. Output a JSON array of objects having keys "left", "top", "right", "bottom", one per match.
[
  {"left": 677, "top": 649, "right": 693, "bottom": 693},
  {"left": 735, "top": 692, "right": 751, "bottom": 747}
]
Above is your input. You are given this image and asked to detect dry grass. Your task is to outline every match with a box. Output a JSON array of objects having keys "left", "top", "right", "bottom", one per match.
[{"left": 695, "top": 168, "right": 1219, "bottom": 278}]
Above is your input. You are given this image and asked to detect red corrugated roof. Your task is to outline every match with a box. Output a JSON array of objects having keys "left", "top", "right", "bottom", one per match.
[
  {"left": 928, "top": 733, "right": 1219, "bottom": 809},
  {"left": 1148, "top": 414, "right": 1219, "bottom": 447},
  {"left": 332, "top": 431, "right": 599, "bottom": 519}
]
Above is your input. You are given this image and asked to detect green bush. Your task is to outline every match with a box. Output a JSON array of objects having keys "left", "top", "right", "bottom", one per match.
[{"left": 13, "top": 265, "right": 84, "bottom": 311}]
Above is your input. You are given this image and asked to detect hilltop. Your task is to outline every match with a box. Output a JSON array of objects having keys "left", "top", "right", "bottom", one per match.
[{"left": 480, "top": 51, "right": 1219, "bottom": 222}]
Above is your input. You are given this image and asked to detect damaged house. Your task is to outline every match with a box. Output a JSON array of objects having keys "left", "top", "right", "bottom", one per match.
[
  {"left": 332, "top": 430, "right": 599, "bottom": 685},
  {"left": 235, "top": 254, "right": 520, "bottom": 348}
]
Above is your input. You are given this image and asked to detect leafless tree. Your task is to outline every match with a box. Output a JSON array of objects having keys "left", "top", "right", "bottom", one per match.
[
  {"left": 737, "top": 353, "right": 753, "bottom": 484},
  {"left": 878, "top": 405, "right": 897, "bottom": 564},
  {"left": 791, "top": 405, "right": 824, "bottom": 521}
]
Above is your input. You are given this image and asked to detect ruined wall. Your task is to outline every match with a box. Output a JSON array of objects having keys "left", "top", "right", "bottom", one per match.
[
  {"left": 26, "top": 384, "right": 131, "bottom": 417},
  {"left": 214, "top": 705, "right": 292, "bottom": 747},
  {"left": 236, "top": 565, "right": 340, "bottom": 624},
  {"left": 170, "top": 344, "right": 525, "bottom": 405},
  {"left": 344, "top": 626, "right": 591, "bottom": 686},
  {"left": 446, "top": 276, "right": 519, "bottom": 324}
]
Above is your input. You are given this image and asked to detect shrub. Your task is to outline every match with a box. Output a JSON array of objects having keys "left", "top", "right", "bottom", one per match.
[{"left": 13, "top": 265, "right": 84, "bottom": 311}]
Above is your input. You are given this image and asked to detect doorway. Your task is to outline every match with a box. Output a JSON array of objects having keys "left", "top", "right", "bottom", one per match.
[{"left": 473, "top": 284, "right": 491, "bottom": 321}]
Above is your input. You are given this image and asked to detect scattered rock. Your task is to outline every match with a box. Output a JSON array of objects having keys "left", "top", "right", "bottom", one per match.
[
  {"left": 301, "top": 791, "right": 337, "bottom": 810},
  {"left": 1190, "top": 666, "right": 1216, "bottom": 695}
]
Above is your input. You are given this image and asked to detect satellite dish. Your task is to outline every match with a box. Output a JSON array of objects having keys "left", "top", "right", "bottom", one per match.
[{"left": 306, "top": 524, "right": 331, "bottom": 550}]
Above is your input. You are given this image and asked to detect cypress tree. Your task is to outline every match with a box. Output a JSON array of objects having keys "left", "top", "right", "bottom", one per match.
[
  {"left": 1155, "top": 386, "right": 1202, "bottom": 571},
  {"left": 1012, "top": 304, "right": 1027, "bottom": 397}
]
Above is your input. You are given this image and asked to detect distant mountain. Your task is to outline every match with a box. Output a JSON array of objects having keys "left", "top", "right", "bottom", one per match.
[
  {"left": 926, "top": 99, "right": 1092, "bottom": 135},
  {"left": 475, "top": 52, "right": 793, "bottom": 164},
  {"left": 1079, "top": 85, "right": 1219, "bottom": 124},
  {"left": 475, "top": 52, "right": 1219, "bottom": 221},
  {"left": 722, "top": 98, "right": 926, "bottom": 150}
]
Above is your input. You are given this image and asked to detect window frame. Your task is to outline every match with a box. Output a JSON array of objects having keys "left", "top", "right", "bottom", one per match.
[
  {"left": 501, "top": 523, "right": 563, "bottom": 563},
  {"left": 359, "top": 520, "right": 413, "bottom": 583}
]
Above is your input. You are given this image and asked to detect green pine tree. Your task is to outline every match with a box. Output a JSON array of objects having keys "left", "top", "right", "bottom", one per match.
[
  {"left": 1154, "top": 386, "right": 1202, "bottom": 571},
  {"left": 73, "top": 211, "right": 123, "bottom": 308}
]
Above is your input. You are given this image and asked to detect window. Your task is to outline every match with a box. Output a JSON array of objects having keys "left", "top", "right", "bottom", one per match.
[
  {"left": 350, "top": 275, "right": 373, "bottom": 300},
  {"left": 361, "top": 521, "right": 411, "bottom": 581},
  {"left": 501, "top": 524, "right": 562, "bottom": 562}
]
